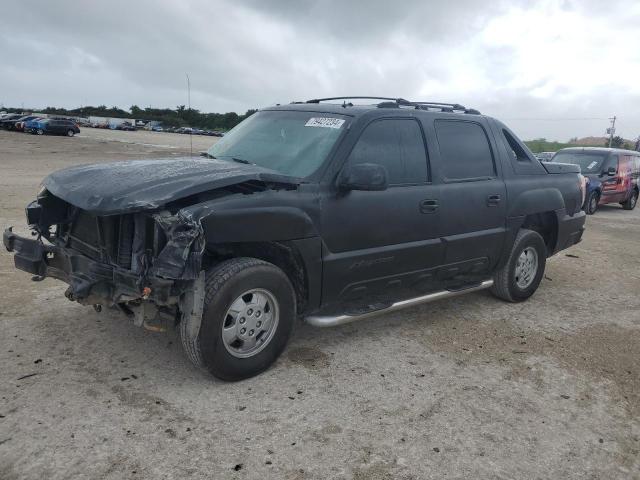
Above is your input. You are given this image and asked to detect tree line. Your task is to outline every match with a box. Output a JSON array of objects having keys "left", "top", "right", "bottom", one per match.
[{"left": 3, "top": 105, "right": 257, "bottom": 131}]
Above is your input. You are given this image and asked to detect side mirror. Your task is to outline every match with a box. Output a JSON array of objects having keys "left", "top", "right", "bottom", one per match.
[
  {"left": 607, "top": 166, "right": 616, "bottom": 176},
  {"left": 338, "top": 163, "right": 388, "bottom": 191}
]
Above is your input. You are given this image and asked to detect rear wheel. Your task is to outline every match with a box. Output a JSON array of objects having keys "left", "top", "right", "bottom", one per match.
[
  {"left": 585, "top": 190, "right": 599, "bottom": 214},
  {"left": 491, "top": 229, "right": 547, "bottom": 303},
  {"left": 180, "top": 258, "right": 296, "bottom": 381},
  {"left": 622, "top": 189, "right": 638, "bottom": 210},
  {"left": 67, "top": 129, "right": 75, "bottom": 137}
]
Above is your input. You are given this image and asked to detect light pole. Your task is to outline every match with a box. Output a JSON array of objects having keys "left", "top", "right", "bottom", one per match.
[{"left": 186, "top": 73, "right": 192, "bottom": 157}]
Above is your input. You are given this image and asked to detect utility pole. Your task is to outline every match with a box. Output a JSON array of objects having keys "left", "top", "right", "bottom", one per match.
[
  {"left": 186, "top": 73, "right": 192, "bottom": 157},
  {"left": 607, "top": 116, "right": 616, "bottom": 148}
]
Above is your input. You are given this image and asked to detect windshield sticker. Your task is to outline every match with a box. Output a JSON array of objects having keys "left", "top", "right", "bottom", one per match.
[
  {"left": 587, "top": 161, "right": 598, "bottom": 170},
  {"left": 305, "top": 117, "right": 345, "bottom": 129}
]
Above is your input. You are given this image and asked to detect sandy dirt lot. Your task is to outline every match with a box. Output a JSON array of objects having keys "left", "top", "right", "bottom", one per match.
[{"left": 0, "top": 128, "right": 639, "bottom": 480}]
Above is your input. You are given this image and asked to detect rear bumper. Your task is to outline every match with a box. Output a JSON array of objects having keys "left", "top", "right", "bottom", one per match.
[
  {"left": 554, "top": 210, "right": 586, "bottom": 254},
  {"left": 3, "top": 227, "right": 178, "bottom": 306}
]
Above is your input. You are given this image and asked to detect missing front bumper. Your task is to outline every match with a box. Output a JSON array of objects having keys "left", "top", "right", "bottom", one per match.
[{"left": 3, "top": 227, "right": 178, "bottom": 306}]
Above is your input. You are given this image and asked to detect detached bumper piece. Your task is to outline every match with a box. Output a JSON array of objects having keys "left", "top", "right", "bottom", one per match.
[{"left": 3, "top": 227, "right": 177, "bottom": 306}]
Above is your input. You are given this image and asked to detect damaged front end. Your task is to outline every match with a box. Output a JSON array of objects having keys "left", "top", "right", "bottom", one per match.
[{"left": 3, "top": 189, "right": 205, "bottom": 330}]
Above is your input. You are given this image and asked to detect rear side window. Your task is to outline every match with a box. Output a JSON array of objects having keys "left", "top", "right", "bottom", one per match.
[
  {"left": 435, "top": 120, "right": 495, "bottom": 181},
  {"left": 502, "top": 129, "right": 530, "bottom": 162},
  {"left": 347, "top": 118, "right": 428, "bottom": 185}
]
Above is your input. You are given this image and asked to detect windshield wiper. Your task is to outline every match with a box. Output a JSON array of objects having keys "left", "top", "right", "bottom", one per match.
[{"left": 231, "top": 157, "right": 251, "bottom": 165}]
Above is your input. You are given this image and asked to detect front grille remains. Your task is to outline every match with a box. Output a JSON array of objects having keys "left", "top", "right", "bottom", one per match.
[
  {"left": 68, "top": 211, "right": 136, "bottom": 269},
  {"left": 69, "top": 211, "right": 102, "bottom": 260}
]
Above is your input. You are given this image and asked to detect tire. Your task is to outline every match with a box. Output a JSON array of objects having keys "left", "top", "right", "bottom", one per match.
[
  {"left": 67, "top": 129, "right": 75, "bottom": 137},
  {"left": 622, "top": 189, "right": 638, "bottom": 210},
  {"left": 585, "top": 190, "right": 599, "bottom": 215},
  {"left": 491, "top": 229, "right": 547, "bottom": 303},
  {"left": 36, "top": 129, "right": 44, "bottom": 135},
  {"left": 180, "top": 257, "right": 296, "bottom": 381}
]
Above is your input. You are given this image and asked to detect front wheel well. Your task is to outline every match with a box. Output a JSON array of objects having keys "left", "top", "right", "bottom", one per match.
[
  {"left": 203, "top": 241, "right": 308, "bottom": 314},
  {"left": 521, "top": 212, "right": 558, "bottom": 255}
]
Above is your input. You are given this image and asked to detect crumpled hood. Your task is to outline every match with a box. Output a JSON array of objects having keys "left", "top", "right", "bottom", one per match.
[{"left": 43, "top": 157, "right": 300, "bottom": 214}]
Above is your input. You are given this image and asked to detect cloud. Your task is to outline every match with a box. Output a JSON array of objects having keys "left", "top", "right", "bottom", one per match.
[{"left": 0, "top": 0, "right": 638, "bottom": 140}]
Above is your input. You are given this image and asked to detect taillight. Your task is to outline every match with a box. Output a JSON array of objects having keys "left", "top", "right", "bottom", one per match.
[{"left": 578, "top": 174, "right": 587, "bottom": 209}]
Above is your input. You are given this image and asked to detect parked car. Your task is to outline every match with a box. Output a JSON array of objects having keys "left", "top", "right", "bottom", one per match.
[
  {"left": 0, "top": 114, "right": 24, "bottom": 129},
  {"left": 3, "top": 96, "right": 586, "bottom": 380},
  {"left": 31, "top": 119, "right": 80, "bottom": 136},
  {"left": 535, "top": 152, "right": 555, "bottom": 162},
  {"left": 551, "top": 147, "right": 640, "bottom": 214},
  {"left": 14, "top": 115, "right": 40, "bottom": 132},
  {"left": 117, "top": 122, "right": 136, "bottom": 131},
  {"left": 151, "top": 126, "right": 163, "bottom": 132},
  {"left": 24, "top": 117, "right": 46, "bottom": 133}
]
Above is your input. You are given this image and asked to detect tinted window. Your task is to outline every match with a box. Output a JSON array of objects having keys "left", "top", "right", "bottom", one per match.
[
  {"left": 435, "top": 120, "right": 495, "bottom": 180},
  {"left": 552, "top": 151, "right": 608, "bottom": 173},
  {"left": 347, "top": 118, "right": 428, "bottom": 185},
  {"left": 502, "top": 129, "right": 530, "bottom": 162}
]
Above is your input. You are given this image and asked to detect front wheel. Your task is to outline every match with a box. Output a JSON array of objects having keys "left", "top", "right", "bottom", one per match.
[
  {"left": 585, "top": 190, "right": 599, "bottom": 214},
  {"left": 622, "top": 190, "right": 638, "bottom": 210},
  {"left": 491, "top": 229, "right": 547, "bottom": 303},
  {"left": 36, "top": 129, "right": 44, "bottom": 135},
  {"left": 180, "top": 258, "right": 296, "bottom": 381}
]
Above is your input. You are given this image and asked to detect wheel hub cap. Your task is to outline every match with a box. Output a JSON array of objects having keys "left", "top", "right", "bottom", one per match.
[
  {"left": 221, "top": 289, "right": 279, "bottom": 358},
  {"left": 515, "top": 247, "right": 539, "bottom": 289}
]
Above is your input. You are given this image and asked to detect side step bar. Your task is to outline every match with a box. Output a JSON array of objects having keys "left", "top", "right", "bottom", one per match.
[{"left": 305, "top": 280, "right": 494, "bottom": 328}]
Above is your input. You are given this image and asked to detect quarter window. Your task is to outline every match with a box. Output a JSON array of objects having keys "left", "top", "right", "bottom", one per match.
[
  {"left": 347, "top": 118, "right": 428, "bottom": 185},
  {"left": 502, "top": 129, "right": 530, "bottom": 162},
  {"left": 435, "top": 120, "right": 495, "bottom": 180}
]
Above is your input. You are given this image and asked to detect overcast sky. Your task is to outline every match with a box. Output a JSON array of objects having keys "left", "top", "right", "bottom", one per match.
[{"left": 1, "top": 0, "right": 639, "bottom": 141}]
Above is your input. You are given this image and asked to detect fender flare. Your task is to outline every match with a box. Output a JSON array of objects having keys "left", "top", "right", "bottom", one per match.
[{"left": 507, "top": 188, "right": 565, "bottom": 217}]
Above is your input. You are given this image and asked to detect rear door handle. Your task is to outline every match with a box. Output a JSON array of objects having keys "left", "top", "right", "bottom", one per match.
[
  {"left": 487, "top": 194, "right": 501, "bottom": 206},
  {"left": 420, "top": 199, "right": 439, "bottom": 214}
]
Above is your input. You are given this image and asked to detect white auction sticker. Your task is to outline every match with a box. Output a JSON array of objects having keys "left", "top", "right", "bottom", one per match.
[
  {"left": 305, "top": 117, "right": 345, "bottom": 129},
  {"left": 587, "top": 161, "right": 597, "bottom": 170}
]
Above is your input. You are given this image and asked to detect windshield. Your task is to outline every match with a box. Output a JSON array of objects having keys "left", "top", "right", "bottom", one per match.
[
  {"left": 552, "top": 151, "right": 608, "bottom": 174},
  {"left": 207, "top": 110, "right": 349, "bottom": 177}
]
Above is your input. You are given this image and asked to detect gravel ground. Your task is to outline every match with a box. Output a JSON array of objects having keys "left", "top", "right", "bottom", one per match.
[{"left": 0, "top": 128, "right": 639, "bottom": 480}]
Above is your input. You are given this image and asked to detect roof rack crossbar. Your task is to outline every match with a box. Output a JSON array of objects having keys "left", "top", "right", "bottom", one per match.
[
  {"left": 306, "top": 96, "right": 411, "bottom": 104},
  {"left": 413, "top": 102, "right": 466, "bottom": 110}
]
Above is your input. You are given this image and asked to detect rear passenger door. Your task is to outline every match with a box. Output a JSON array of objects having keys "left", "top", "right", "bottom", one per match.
[
  {"left": 48, "top": 120, "right": 62, "bottom": 134},
  {"left": 430, "top": 118, "right": 507, "bottom": 278}
]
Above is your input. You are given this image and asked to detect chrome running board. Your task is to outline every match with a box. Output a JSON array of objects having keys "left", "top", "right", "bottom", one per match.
[{"left": 305, "top": 279, "right": 494, "bottom": 327}]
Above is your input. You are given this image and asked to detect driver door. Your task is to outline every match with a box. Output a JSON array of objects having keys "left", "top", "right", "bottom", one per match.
[{"left": 320, "top": 117, "right": 444, "bottom": 307}]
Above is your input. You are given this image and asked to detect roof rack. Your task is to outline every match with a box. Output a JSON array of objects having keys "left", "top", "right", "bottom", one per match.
[
  {"left": 306, "top": 96, "right": 412, "bottom": 104},
  {"left": 303, "top": 97, "right": 480, "bottom": 114}
]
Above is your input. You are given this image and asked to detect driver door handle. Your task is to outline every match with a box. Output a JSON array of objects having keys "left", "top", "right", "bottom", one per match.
[
  {"left": 420, "top": 199, "right": 439, "bottom": 214},
  {"left": 487, "top": 194, "right": 501, "bottom": 206}
]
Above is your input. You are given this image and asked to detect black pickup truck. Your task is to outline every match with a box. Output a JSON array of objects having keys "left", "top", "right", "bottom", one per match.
[{"left": 4, "top": 97, "right": 586, "bottom": 380}]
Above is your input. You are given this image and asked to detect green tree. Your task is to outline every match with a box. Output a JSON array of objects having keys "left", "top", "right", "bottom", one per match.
[{"left": 130, "top": 105, "right": 143, "bottom": 117}]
